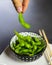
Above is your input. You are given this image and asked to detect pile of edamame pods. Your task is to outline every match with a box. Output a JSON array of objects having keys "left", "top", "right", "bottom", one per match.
[{"left": 11, "top": 31, "right": 46, "bottom": 56}]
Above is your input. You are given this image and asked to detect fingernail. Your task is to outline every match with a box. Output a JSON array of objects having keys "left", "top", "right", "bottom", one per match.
[{"left": 17, "top": 7, "right": 22, "bottom": 13}]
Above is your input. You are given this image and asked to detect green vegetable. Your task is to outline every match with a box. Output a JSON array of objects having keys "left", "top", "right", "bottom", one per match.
[
  {"left": 25, "top": 42, "right": 32, "bottom": 49},
  {"left": 15, "top": 47, "right": 21, "bottom": 54},
  {"left": 14, "top": 30, "right": 24, "bottom": 39},
  {"left": 10, "top": 31, "right": 46, "bottom": 56},
  {"left": 35, "top": 42, "right": 41, "bottom": 45},
  {"left": 33, "top": 45, "right": 37, "bottom": 51},
  {"left": 25, "top": 36, "right": 32, "bottom": 42},
  {"left": 35, "top": 45, "right": 45, "bottom": 54},
  {"left": 11, "top": 42, "right": 15, "bottom": 51},
  {"left": 19, "top": 39, "right": 25, "bottom": 47},
  {"left": 20, "top": 49, "right": 29, "bottom": 53},
  {"left": 18, "top": 13, "right": 31, "bottom": 29},
  {"left": 15, "top": 44, "right": 20, "bottom": 49}
]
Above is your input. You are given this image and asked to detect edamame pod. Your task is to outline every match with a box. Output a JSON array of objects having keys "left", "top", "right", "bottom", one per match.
[
  {"left": 32, "top": 37, "right": 40, "bottom": 42},
  {"left": 18, "top": 13, "right": 31, "bottom": 29},
  {"left": 25, "top": 36, "right": 32, "bottom": 42},
  {"left": 35, "top": 45, "right": 45, "bottom": 54},
  {"left": 25, "top": 42, "right": 32, "bottom": 49},
  {"left": 15, "top": 44, "right": 20, "bottom": 49},
  {"left": 21, "top": 49, "right": 29, "bottom": 53},
  {"left": 31, "top": 40, "right": 35, "bottom": 45},
  {"left": 19, "top": 39, "right": 25, "bottom": 47},
  {"left": 35, "top": 41, "right": 41, "bottom": 45},
  {"left": 33, "top": 45, "right": 37, "bottom": 51},
  {"left": 14, "top": 31, "right": 23, "bottom": 39},
  {"left": 14, "top": 30, "right": 26, "bottom": 40},
  {"left": 11, "top": 42, "right": 15, "bottom": 50},
  {"left": 15, "top": 47, "right": 21, "bottom": 54},
  {"left": 35, "top": 38, "right": 40, "bottom": 42}
]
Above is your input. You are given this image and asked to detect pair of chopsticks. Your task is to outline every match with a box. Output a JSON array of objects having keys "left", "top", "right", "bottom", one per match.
[{"left": 39, "top": 29, "right": 52, "bottom": 65}]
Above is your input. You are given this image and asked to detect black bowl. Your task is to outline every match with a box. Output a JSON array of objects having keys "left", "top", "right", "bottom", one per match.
[{"left": 10, "top": 32, "right": 47, "bottom": 62}]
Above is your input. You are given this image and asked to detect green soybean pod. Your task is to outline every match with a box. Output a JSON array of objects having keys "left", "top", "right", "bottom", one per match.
[
  {"left": 29, "top": 54, "right": 34, "bottom": 56},
  {"left": 35, "top": 45, "right": 45, "bottom": 54},
  {"left": 34, "top": 45, "right": 37, "bottom": 50},
  {"left": 25, "top": 36, "right": 32, "bottom": 42},
  {"left": 15, "top": 49, "right": 19, "bottom": 54},
  {"left": 20, "top": 49, "right": 34, "bottom": 56},
  {"left": 25, "top": 42, "right": 32, "bottom": 49},
  {"left": 35, "top": 41, "right": 41, "bottom": 45},
  {"left": 33, "top": 37, "right": 40, "bottom": 42},
  {"left": 22, "top": 49, "right": 29, "bottom": 53},
  {"left": 14, "top": 30, "right": 26, "bottom": 41},
  {"left": 32, "top": 45, "right": 37, "bottom": 54},
  {"left": 11, "top": 42, "right": 15, "bottom": 51},
  {"left": 15, "top": 47, "right": 21, "bottom": 54},
  {"left": 19, "top": 49, "right": 29, "bottom": 55},
  {"left": 31, "top": 40, "right": 35, "bottom": 45},
  {"left": 19, "top": 40, "right": 25, "bottom": 47},
  {"left": 13, "top": 42, "right": 16, "bottom": 48},
  {"left": 15, "top": 44, "right": 20, "bottom": 49},
  {"left": 27, "top": 51, "right": 34, "bottom": 56},
  {"left": 14, "top": 30, "right": 23, "bottom": 39},
  {"left": 18, "top": 13, "right": 31, "bottom": 29}
]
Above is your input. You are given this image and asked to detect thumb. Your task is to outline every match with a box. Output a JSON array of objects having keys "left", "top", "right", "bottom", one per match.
[{"left": 12, "top": 0, "right": 22, "bottom": 13}]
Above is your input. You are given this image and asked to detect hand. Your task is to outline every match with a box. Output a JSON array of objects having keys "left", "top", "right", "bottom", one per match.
[{"left": 12, "top": 0, "right": 29, "bottom": 13}]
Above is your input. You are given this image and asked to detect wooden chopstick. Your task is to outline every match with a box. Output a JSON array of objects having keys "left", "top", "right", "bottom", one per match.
[
  {"left": 39, "top": 29, "right": 52, "bottom": 65},
  {"left": 42, "top": 29, "right": 49, "bottom": 44},
  {"left": 39, "top": 29, "right": 52, "bottom": 57},
  {"left": 39, "top": 30, "right": 43, "bottom": 37},
  {"left": 44, "top": 49, "right": 52, "bottom": 65},
  {"left": 42, "top": 29, "right": 52, "bottom": 57}
]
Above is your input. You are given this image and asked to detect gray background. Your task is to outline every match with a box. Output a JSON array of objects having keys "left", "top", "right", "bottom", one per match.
[{"left": 0, "top": 0, "right": 52, "bottom": 53}]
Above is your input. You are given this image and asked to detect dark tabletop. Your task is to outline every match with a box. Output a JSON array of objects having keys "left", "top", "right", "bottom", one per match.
[{"left": 0, "top": 0, "right": 52, "bottom": 54}]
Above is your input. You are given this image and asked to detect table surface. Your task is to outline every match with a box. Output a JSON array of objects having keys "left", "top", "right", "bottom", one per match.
[
  {"left": 0, "top": 0, "right": 52, "bottom": 53},
  {"left": 1, "top": 43, "right": 52, "bottom": 65},
  {"left": 0, "top": 47, "right": 48, "bottom": 65}
]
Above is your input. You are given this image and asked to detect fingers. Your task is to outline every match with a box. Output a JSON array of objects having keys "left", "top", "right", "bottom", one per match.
[
  {"left": 12, "top": 0, "right": 29, "bottom": 13},
  {"left": 12, "top": 0, "right": 22, "bottom": 13},
  {"left": 22, "top": 0, "right": 29, "bottom": 13}
]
